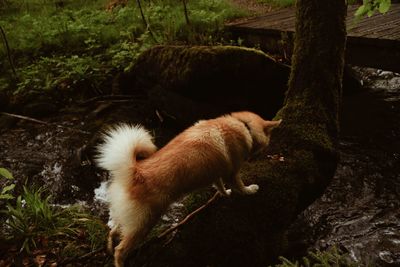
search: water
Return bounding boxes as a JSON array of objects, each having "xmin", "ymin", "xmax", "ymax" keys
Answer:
[
  {"xmin": 1, "ymin": 67, "xmax": 398, "ymax": 265},
  {"xmin": 289, "ymin": 68, "xmax": 400, "ymax": 266}
]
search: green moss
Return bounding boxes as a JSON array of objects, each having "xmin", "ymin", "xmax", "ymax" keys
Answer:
[
  {"xmin": 181, "ymin": 189, "xmax": 215, "ymax": 214},
  {"xmin": 121, "ymin": 45, "xmax": 288, "ymax": 123}
]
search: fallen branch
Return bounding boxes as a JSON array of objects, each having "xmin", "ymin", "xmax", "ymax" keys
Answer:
[
  {"xmin": 77, "ymin": 94, "xmax": 146, "ymax": 105},
  {"xmin": 158, "ymin": 192, "xmax": 220, "ymax": 239},
  {"xmin": 0, "ymin": 112, "xmax": 91, "ymax": 134}
]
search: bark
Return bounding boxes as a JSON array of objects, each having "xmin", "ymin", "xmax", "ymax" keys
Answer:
[{"xmin": 125, "ymin": 1, "xmax": 347, "ymax": 266}]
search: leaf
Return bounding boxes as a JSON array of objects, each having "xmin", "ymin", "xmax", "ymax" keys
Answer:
[
  {"xmin": 0, "ymin": 194, "xmax": 14, "ymax": 200},
  {"xmin": 379, "ymin": 0, "xmax": 391, "ymax": 13},
  {"xmin": 0, "ymin": 168, "xmax": 13, "ymax": 179},
  {"xmin": 2, "ymin": 184, "xmax": 15, "ymax": 194},
  {"xmin": 355, "ymin": 6, "xmax": 365, "ymax": 17}
]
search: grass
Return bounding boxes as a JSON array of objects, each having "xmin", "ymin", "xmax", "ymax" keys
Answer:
[
  {"xmin": 0, "ymin": 0, "xmax": 245, "ymax": 99},
  {"xmin": 0, "ymin": 182, "xmax": 108, "ymax": 265}
]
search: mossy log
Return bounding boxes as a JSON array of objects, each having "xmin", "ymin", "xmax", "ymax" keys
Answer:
[
  {"xmin": 123, "ymin": 0, "xmax": 346, "ymax": 264},
  {"xmin": 117, "ymin": 45, "xmax": 289, "ymax": 124}
]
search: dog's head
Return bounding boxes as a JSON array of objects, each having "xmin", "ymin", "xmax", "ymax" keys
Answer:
[{"xmin": 231, "ymin": 111, "xmax": 281, "ymax": 153}]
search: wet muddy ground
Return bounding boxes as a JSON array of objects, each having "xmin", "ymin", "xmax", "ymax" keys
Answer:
[{"xmin": 0, "ymin": 67, "xmax": 399, "ymax": 266}]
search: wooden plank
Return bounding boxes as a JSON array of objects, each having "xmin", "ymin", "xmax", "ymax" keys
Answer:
[
  {"xmin": 365, "ymin": 21, "xmax": 400, "ymax": 39},
  {"xmin": 383, "ymin": 28, "xmax": 400, "ymax": 40},
  {"xmin": 226, "ymin": 4, "xmax": 400, "ymax": 72},
  {"xmin": 348, "ymin": 15, "xmax": 399, "ymax": 33},
  {"xmin": 227, "ymin": 8, "xmax": 293, "ymax": 27},
  {"xmin": 350, "ymin": 21, "xmax": 400, "ymax": 39},
  {"xmin": 346, "ymin": 4, "xmax": 400, "ymax": 34},
  {"xmin": 256, "ymin": 16, "xmax": 296, "ymax": 30},
  {"xmin": 238, "ymin": 11, "xmax": 295, "ymax": 29}
]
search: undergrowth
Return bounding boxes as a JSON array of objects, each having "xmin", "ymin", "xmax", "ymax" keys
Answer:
[
  {"xmin": 0, "ymin": 169, "xmax": 109, "ymax": 265},
  {"xmin": 258, "ymin": 0, "xmax": 361, "ymax": 8},
  {"xmin": 0, "ymin": 0, "xmax": 245, "ymax": 99}
]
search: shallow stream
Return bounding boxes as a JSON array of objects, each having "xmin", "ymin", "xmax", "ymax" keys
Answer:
[
  {"xmin": 0, "ymin": 67, "xmax": 399, "ymax": 266},
  {"xmin": 288, "ymin": 68, "xmax": 400, "ymax": 266}
]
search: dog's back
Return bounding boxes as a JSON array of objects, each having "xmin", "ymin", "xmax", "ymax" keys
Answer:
[{"xmin": 135, "ymin": 116, "xmax": 253, "ymax": 200}]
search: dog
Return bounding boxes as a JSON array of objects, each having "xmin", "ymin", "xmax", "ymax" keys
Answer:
[{"xmin": 96, "ymin": 111, "xmax": 281, "ymax": 267}]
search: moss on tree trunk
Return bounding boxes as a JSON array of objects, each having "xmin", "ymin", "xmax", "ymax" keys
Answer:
[{"xmin": 125, "ymin": 1, "xmax": 347, "ymax": 266}]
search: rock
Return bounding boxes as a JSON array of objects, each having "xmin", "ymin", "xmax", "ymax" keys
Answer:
[{"xmin": 117, "ymin": 45, "xmax": 289, "ymax": 124}]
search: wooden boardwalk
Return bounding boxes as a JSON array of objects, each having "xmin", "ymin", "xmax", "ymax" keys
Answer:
[{"xmin": 226, "ymin": 4, "xmax": 400, "ymax": 72}]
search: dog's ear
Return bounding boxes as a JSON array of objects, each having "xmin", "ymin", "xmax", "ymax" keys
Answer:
[{"xmin": 264, "ymin": 119, "xmax": 282, "ymax": 134}]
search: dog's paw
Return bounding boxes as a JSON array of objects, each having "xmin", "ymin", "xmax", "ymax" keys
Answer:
[
  {"xmin": 218, "ymin": 188, "xmax": 232, "ymax": 197},
  {"xmin": 245, "ymin": 184, "xmax": 259, "ymax": 194}
]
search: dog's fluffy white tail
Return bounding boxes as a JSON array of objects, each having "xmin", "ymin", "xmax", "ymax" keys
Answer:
[{"xmin": 96, "ymin": 124, "xmax": 157, "ymax": 182}]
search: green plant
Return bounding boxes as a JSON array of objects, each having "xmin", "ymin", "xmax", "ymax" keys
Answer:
[
  {"xmin": 355, "ymin": 0, "xmax": 391, "ymax": 18},
  {"xmin": 0, "ymin": 167, "xmax": 15, "ymax": 200},
  {"xmin": 1, "ymin": 184, "xmax": 108, "ymax": 254},
  {"xmin": 274, "ymin": 247, "xmax": 358, "ymax": 267},
  {"xmin": 0, "ymin": 0, "xmax": 244, "ymax": 98}
]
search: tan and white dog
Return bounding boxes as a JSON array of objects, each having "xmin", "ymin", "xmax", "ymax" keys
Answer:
[{"xmin": 96, "ymin": 111, "xmax": 281, "ymax": 267}]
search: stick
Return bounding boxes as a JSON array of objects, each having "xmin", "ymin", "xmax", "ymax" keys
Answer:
[
  {"xmin": 0, "ymin": 112, "xmax": 90, "ymax": 134},
  {"xmin": 0, "ymin": 25, "xmax": 17, "ymax": 77},
  {"xmin": 158, "ymin": 192, "xmax": 220, "ymax": 239},
  {"xmin": 77, "ymin": 94, "xmax": 147, "ymax": 105},
  {"xmin": 136, "ymin": 0, "xmax": 158, "ymax": 43},
  {"xmin": 182, "ymin": 0, "xmax": 190, "ymax": 25},
  {"xmin": 59, "ymin": 247, "xmax": 106, "ymax": 265}
]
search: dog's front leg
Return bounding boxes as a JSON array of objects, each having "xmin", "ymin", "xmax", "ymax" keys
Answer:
[
  {"xmin": 214, "ymin": 178, "xmax": 232, "ymax": 196},
  {"xmin": 230, "ymin": 174, "xmax": 259, "ymax": 195}
]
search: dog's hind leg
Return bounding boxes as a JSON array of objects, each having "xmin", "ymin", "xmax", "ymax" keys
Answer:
[
  {"xmin": 114, "ymin": 223, "xmax": 151, "ymax": 267},
  {"xmin": 107, "ymin": 224, "xmax": 119, "ymax": 254},
  {"xmin": 113, "ymin": 206, "xmax": 162, "ymax": 267},
  {"xmin": 214, "ymin": 178, "xmax": 231, "ymax": 196},
  {"xmin": 114, "ymin": 232, "xmax": 140, "ymax": 267},
  {"xmin": 230, "ymin": 174, "xmax": 259, "ymax": 195}
]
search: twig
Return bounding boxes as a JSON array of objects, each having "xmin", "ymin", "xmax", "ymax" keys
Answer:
[
  {"xmin": 59, "ymin": 247, "xmax": 106, "ymax": 266},
  {"xmin": 0, "ymin": 112, "xmax": 91, "ymax": 134},
  {"xmin": 77, "ymin": 247, "xmax": 106, "ymax": 260},
  {"xmin": 0, "ymin": 25, "xmax": 17, "ymax": 77},
  {"xmin": 136, "ymin": 0, "xmax": 158, "ymax": 43},
  {"xmin": 78, "ymin": 94, "xmax": 145, "ymax": 105},
  {"xmin": 158, "ymin": 192, "xmax": 220, "ymax": 239},
  {"xmin": 182, "ymin": 0, "xmax": 190, "ymax": 25}
]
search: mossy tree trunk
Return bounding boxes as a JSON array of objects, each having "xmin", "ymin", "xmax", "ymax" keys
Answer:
[
  {"xmin": 126, "ymin": 1, "xmax": 347, "ymax": 266},
  {"xmin": 272, "ymin": 0, "xmax": 347, "ymax": 206}
]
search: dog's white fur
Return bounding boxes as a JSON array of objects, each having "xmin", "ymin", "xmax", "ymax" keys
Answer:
[{"xmin": 96, "ymin": 111, "xmax": 281, "ymax": 267}]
